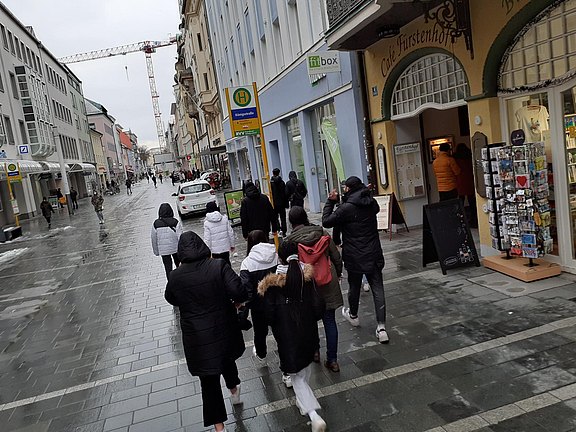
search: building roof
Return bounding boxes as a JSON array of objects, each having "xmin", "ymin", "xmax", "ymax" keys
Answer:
[{"xmin": 85, "ymin": 98, "xmax": 116, "ymax": 123}]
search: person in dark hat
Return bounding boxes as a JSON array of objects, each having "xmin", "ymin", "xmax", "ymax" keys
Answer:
[{"xmin": 322, "ymin": 176, "xmax": 389, "ymax": 344}]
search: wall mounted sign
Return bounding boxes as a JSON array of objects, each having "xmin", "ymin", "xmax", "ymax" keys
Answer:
[{"xmin": 393, "ymin": 142, "xmax": 425, "ymax": 200}]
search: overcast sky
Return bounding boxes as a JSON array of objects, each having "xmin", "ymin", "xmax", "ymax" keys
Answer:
[{"xmin": 2, "ymin": 0, "xmax": 180, "ymax": 149}]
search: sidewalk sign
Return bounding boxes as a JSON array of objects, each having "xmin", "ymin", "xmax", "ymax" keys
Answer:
[
  {"xmin": 224, "ymin": 189, "xmax": 243, "ymax": 226},
  {"xmin": 423, "ymin": 199, "xmax": 480, "ymax": 275},
  {"xmin": 375, "ymin": 193, "xmax": 408, "ymax": 240}
]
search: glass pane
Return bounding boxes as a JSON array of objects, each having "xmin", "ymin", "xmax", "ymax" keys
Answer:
[
  {"xmin": 550, "ymin": 17, "xmax": 564, "ymax": 37},
  {"xmin": 563, "ymin": 87, "xmax": 576, "ymax": 258},
  {"xmin": 536, "ymin": 23, "xmax": 549, "ymax": 41},
  {"xmin": 552, "ymin": 38, "xmax": 566, "ymax": 57},
  {"xmin": 553, "ymin": 58, "xmax": 568, "ymax": 77},
  {"xmin": 537, "ymin": 43, "xmax": 551, "ymax": 62}
]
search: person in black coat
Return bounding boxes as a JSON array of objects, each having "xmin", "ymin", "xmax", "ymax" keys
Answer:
[
  {"xmin": 322, "ymin": 176, "xmax": 389, "ymax": 344},
  {"xmin": 270, "ymin": 168, "xmax": 289, "ymax": 235},
  {"xmin": 258, "ymin": 241, "xmax": 326, "ymax": 431},
  {"xmin": 240, "ymin": 181, "xmax": 278, "ymax": 240},
  {"xmin": 164, "ymin": 232, "xmax": 247, "ymax": 431},
  {"xmin": 285, "ymin": 171, "xmax": 307, "ymax": 208}
]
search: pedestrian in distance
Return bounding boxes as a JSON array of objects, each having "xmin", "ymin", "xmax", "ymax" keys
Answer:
[
  {"xmin": 433, "ymin": 142, "xmax": 461, "ymax": 201},
  {"xmin": 91, "ymin": 191, "xmax": 105, "ymax": 224},
  {"xmin": 286, "ymin": 171, "xmax": 308, "ymax": 208},
  {"xmin": 286, "ymin": 206, "xmax": 344, "ymax": 372},
  {"xmin": 56, "ymin": 188, "xmax": 65, "ymax": 208},
  {"xmin": 151, "ymin": 174, "xmax": 157, "ymax": 188},
  {"xmin": 146, "ymin": 174, "xmax": 150, "ymax": 184},
  {"xmin": 165, "ymin": 231, "xmax": 247, "ymax": 432},
  {"xmin": 258, "ymin": 241, "xmax": 326, "ymax": 432},
  {"xmin": 203, "ymin": 201, "xmax": 235, "ymax": 265},
  {"xmin": 159, "ymin": 173, "xmax": 163, "ymax": 184},
  {"xmin": 240, "ymin": 181, "xmax": 278, "ymax": 240},
  {"xmin": 240, "ymin": 230, "xmax": 278, "ymax": 368},
  {"xmin": 322, "ymin": 176, "xmax": 390, "ymax": 344},
  {"xmin": 171, "ymin": 171, "xmax": 177, "ymax": 186},
  {"xmin": 454, "ymin": 143, "xmax": 478, "ymax": 227},
  {"xmin": 40, "ymin": 197, "xmax": 54, "ymax": 229},
  {"xmin": 125, "ymin": 178, "xmax": 132, "ymax": 195},
  {"xmin": 111, "ymin": 179, "xmax": 117, "ymax": 194},
  {"xmin": 270, "ymin": 168, "xmax": 289, "ymax": 236},
  {"xmin": 151, "ymin": 203, "xmax": 183, "ymax": 279},
  {"xmin": 69, "ymin": 187, "xmax": 78, "ymax": 210}
]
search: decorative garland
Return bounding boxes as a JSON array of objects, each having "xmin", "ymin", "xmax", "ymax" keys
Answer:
[{"xmin": 498, "ymin": 0, "xmax": 568, "ymax": 93}]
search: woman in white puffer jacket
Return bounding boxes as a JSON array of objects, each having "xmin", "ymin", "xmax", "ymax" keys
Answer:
[
  {"xmin": 151, "ymin": 203, "xmax": 183, "ymax": 279},
  {"xmin": 203, "ymin": 201, "xmax": 235, "ymax": 265}
]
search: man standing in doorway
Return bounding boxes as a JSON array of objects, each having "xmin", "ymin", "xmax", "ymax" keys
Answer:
[
  {"xmin": 270, "ymin": 168, "xmax": 288, "ymax": 236},
  {"xmin": 322, "ymin": 176, "xmax": 389, "ymax": 344},
  {"xmin": 432, "ymin": 143, "xmax": 461, "ymax": 201},
  {"xmin": 70, "ymin": 187, "xmax": 79, "ymax": 210}
]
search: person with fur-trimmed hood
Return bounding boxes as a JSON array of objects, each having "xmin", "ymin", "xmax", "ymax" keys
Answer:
[{"xmin": 258, "ymin": 241, "xmax": 326, "ymax": 432}]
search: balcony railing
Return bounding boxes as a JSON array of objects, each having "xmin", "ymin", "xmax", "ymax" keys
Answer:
[{"xmin": 326, "ymin": 0, "xmax": 371, "ymax": 31}]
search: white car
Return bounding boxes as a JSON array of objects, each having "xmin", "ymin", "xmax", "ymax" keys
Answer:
[{"xmin": 174, "ymin": 180, "xmax": 217, "ymax": 218}]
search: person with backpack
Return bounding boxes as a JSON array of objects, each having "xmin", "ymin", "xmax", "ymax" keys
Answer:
[
  {"xmin": 258, "ymin": 241, "xmax": 326, "ymax": 432},
  {"xmin": 322, "ymin": 176, "xmax": 389, "ymax": 344},
  {"xmin": 239, "ymin": 230, "xmax": 278, "ymax": 368},
  {"xmin": 203, "ymin": 201, "xmax": 235, "ymax": 265},
  {"xmin": 151, "ymin": 203, "xmax": 183, "ymax": 279},
  {"xmin": 270, "ymin": 168, "xmax": 289, "ymax": 236},
  {"xmin": 285, "ymin": 206, "xmax": 343, "ymax": 372},
  {"xmin": 286, "ymin": 171, "xmax": 307, "ymax": 208}
]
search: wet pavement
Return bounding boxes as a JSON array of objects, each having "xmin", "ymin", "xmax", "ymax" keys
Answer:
[{"xmin": 1, "ymin": 180, "xmax": 576, "ymax": 431}]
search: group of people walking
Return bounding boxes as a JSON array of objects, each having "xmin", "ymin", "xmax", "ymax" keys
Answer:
[{"xmin": 150, "ymin": 173, "xmax": 388, "ymax": 432}]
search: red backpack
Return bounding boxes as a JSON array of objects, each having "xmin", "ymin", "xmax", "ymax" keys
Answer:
[{"xmin": 298, "ymin": 235, "xmax": 333, "ymax": 286}]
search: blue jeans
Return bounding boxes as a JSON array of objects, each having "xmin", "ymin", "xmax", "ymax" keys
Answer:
[{"xmin": 322, "ymin": 309, "xmax": 338, "ymax": 363}]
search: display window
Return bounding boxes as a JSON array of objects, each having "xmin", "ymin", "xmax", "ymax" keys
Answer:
[
  {"xmin": 561, "ymin": 86, "xmax": 576, "ymax": 259},
  {"xmin": 287, "ymin": 116, "xmax": 306, "ymax": 185}
]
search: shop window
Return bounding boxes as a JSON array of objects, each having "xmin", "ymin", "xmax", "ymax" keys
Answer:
[
  {"xmin": 391, "ymin": 54, "xmax": 469, "ymax": 119},
  {"xmin": 287, "ymin": 116, "xmax": 305, "ymax": 185},
  {"xmin": 500, "ymin": 1, "xmax": 576, "ymax": 91}
]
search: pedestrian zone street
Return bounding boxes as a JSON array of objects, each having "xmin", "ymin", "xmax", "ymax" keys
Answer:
[{"xmin": 2, "ymin": 181, "xmax": 576, "ymax": 432}]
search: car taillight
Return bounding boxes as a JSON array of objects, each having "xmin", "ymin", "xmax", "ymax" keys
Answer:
[
  {"xmin": 179, "ymin": 196, "xmax": 185, "ymax": 201},
  {"xmin": 210, "ymin": 190, "xmax": 216, "ymax": 195}
]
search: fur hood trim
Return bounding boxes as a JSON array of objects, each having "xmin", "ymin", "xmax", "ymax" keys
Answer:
[{"xmin": 257, "ymin": 263, "xmax": 314, "ymax": 296}]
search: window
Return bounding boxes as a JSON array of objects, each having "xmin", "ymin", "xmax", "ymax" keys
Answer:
[
  {"xmin": 7, "ymin": 31, "xmax": 14, "ymax": 55},
  {"xmin": 181, "ymin": 183, "xmax": 211, "ymax": 194},
  {"xmin": 204, "ymin": 73, "xmax": 210, "ymax": 90},
  {"xmin": 269, "ymin": 0, "xmax": 278, "ymax": 24},
  {"xmin": 9, "ymin": 72, "xmax": 18, "ymax": 99},
  {"xmin": 14, "ymin": 36, "xmax": 21, "ymax": 59},
  {"xmin": 18, "ymin": 120, "xmax": 27, "ymax": 144},
  {"xmin": 255, "ymin": 0, "xmax": 266, "ymax": 40},
  {"xmin": 25, "ymin": 47, "xmax": 31, "ymax": 66},
  {"xmin": 244, "ymin": 9, "xmax": 254, "ymax": 53},
  {"xmin": 0, "ymin": 25, "xmax": 7, "ymax": 50},
  {"xmin": 197, "ymin": 33, "xmax": 203, "ymax": 51},
  {"xmin": 4, "ymin": 116, "xmax": 15, "ymax": 145},
  {"xmin": 0, "ymin": 72, "xmax": 4, "ymax": 92}
]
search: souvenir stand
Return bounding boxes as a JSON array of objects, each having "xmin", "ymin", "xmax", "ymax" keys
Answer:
[{"xmin": 482, "ymin": 131, "xmax": 561, "ymax": 282}]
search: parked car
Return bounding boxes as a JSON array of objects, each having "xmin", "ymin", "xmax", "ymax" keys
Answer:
[{"xmin": 173, "ymin": 180, "xmax": 217, "ymax": 218}]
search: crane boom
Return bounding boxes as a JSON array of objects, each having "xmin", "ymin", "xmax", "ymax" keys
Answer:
[{"xmin": 58, "ymin": 37, "xmax": 178, "ymax": 151}]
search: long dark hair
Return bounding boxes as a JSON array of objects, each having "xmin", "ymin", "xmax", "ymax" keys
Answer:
[
  {"xmin": 247, "ymin": 230, "xmax": 268, "ymax": 254},
  {"xmin": 278, "ymin": 241, "xmax": 304, "ymax": 302}
]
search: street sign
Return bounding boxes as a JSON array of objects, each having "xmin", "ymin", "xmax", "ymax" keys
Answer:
[
  {"xmin": 5, "ymin": 162, "xmax": 22, "ymax": 181},
  {"xmin": 225, "ymin": 84, "xmax": 261, "ymax": 137},
  {"xmin": 306, "ymin": 51, "xmax": 341, "ymax": 75},
  {"xmin": 11, "ymin": 198, "xmax": 19, "ymax": 215},
  {"xmin": 18, "ymin": 144, "xmax": 30, "ymax": 155}
]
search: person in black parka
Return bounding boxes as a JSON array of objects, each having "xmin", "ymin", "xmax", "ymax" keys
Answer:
[
  {"xmin": 165, "ymin": 231, "xmax": 247, "ymax": 432},
  {"xmin": 240, "ymin": 181, "xmax": 278, "ymax": 240},
  {"xmin": 286, "ymin": 170, "xmax": 307, "ymax": 208},
  {"xmin": 270, "ymin": 168, "xmax": 289, "ymax": 235},
  {"xmin": 322, "ymin": 176, "xmax": 389, "ymax": 344}
]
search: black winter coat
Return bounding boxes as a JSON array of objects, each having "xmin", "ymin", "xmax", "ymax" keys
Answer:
[
  {"xmin": 286, "ymin": 172, "xmax": 307, "ymax": 207},
  {"xmin": 240, "ymin": 184, "xmax": 278, "ymax": 238},
  {"xmin": 270, "ymin": 175, "xmax": 288, "ymax": 209},
  {"xmin": 258, "ymin": 265, "xmax": 322, "ymax": 374},
  {"xmin": 165, "ymin": 232, "xmax": 247, "ymax": 376},
  {"xmin": 322, "ymin": 187, "xmax": 384, "ymax": 273}
]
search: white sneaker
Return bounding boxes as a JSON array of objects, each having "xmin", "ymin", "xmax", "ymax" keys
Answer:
[
  {"xmin": 341, "ymin": 307, "xmax": 360, "ymax": 327},
  {"xmin": 282, "ymin": 373, "xmax": 292, "ymax": 388},
  {"xmin": 311, "ymin": 415, "xmax": 327, "ymax": 432},
  {"xmin": 295, "ymin": 399, "xmax": 307, "ymax": 416},
  {"xmin": 376, "ymin": 325, "xmax": 390, "ymax": 344},
  {"xmin": 362, "ymin": 282, "xmax": 370, "ymax": 292},
  {"xmin": 252, "ymin": 346, "xmax": 267, "ymax": 367},
  {"xmin": 230, "ymin": 385, "xmax": 241, "ymax": 405}
]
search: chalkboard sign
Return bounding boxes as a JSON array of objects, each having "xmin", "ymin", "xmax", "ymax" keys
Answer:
[{"xmin": 423, "ymin": 199, "xmax": 480, "ymax": 275}]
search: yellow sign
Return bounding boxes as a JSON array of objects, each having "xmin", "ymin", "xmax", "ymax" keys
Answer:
[
  {"xmin": 225, "ymin": 84, "xmax": 261, "ymax": 138},
  {"xmin": 5, "ymin": 162, "xmax": 22, "ymax": 182}
]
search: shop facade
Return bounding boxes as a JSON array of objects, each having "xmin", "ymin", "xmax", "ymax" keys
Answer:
[{"xmin": 325, "ymin": 0, "xmax": 576, "ymax": 271}]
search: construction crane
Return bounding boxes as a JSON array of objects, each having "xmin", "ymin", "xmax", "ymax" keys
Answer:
[{"xmin": 59, "ymin": 37, "xmax": 178, "ymax": 151}]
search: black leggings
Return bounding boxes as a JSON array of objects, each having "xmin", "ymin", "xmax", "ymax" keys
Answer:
[
  {"xmin": 161, "ymin": 254, "xmax": 180, "ymax": 279},
  {"xmin": 198, "ymin": 360, "xmax": 240, "ymax": 427}
]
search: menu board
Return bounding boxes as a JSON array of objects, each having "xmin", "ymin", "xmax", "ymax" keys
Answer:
[{"xmin": 393, "ymin": 142, "xmax": 425, "ymax": 201}]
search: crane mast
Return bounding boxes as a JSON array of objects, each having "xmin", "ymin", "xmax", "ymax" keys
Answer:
[{"xmin": 59, "ymin": 38, "xmax": 178, "ymax": 151}]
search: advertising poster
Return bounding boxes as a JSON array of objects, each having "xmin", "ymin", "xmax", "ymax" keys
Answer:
[{"xmin": 224, "ymin": 190, "xmax": 243, "ymax": 223}]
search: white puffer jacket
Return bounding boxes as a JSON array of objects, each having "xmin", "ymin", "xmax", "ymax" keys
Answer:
[
  {"xmin": 203, "ymin": 211, "xmax": 235, "ymax": 254},
  {"xmin": 151, "ymin": 222, "xmax": 183, "ymax": 256}
]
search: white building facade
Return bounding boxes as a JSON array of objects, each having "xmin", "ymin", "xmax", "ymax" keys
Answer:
[{"xmin": 205, "ymin": 0, "xmax": 368, "ymax": 211}]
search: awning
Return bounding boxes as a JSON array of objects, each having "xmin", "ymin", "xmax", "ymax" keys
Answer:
[
  {"xmin": 68, "ymin": 163, "xmax": 97, "ymax": 173},
  {"xmin": 0, "ymin": 159, "xmax": 44, "ymax": 180},
  {"xmin": 39, "ymin": 161, "xmax": 69, "ymax": 173}
]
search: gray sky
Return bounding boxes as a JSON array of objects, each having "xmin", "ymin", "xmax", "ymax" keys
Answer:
[{"xmin": 2, "ymin": 0, "xmax": 180, "ymax": 149}]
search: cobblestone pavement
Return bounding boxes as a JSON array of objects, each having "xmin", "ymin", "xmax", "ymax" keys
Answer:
[{"xmin": 2, "ymin": 181, "xmax": 576, "ymax": 431}]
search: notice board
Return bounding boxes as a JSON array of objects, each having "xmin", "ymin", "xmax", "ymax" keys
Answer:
[
  {"xmin": 393, "ymin": 142, "xmax": 425, "ymax": 201},
  {"xmin": 423, "ymin": 199, "xmax": 480, "ymax": 275}
]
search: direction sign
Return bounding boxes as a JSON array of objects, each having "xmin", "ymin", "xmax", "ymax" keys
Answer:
[
  {"xmin": 225, "ymin": 84, "xmax": 261, "ymax": 137},
  {"xmin": 18, "ymin": 144, "xmax": 30, "ymax": 155}
]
